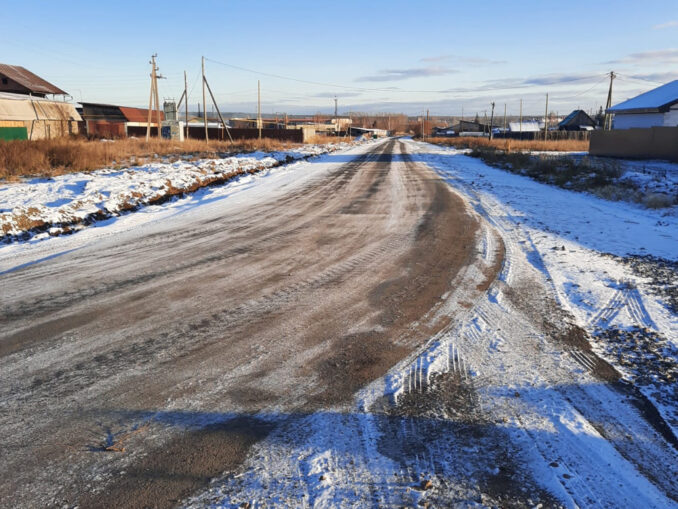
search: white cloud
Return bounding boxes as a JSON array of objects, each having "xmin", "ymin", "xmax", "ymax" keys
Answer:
[
  {"xmin": 652, "ymin": 20, "xmax": 678, "ymax": 30},
  {"xmin": 355, "ymin": 67, "xmax": 458, "ymax": 82}
]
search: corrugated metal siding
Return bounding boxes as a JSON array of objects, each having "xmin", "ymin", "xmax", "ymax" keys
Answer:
[{"xmin": 86, "ymin": 121, "xmax": 126, "ymax": 138}]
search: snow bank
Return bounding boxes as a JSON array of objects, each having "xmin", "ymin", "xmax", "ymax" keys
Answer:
[{"xmin": 0, "ymin": 142, "xmax": 356, "ymax": 242}]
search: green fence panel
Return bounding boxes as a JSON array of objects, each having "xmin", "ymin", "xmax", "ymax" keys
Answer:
[{"xmin": 0, "ymin": 127, "xmax": 28, "ymax": 141}]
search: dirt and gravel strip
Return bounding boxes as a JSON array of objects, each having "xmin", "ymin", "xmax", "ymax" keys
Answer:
[{"xmin": 0, "ymin": 139, "xmax": 483, "ymax": 508}]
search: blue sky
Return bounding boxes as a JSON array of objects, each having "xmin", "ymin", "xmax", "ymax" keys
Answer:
[{"xmin": 2, "ymin": 1, "xmax": 678, "ymax": 116}]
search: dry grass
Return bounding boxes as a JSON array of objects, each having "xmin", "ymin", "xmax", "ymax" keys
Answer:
[
  {"xmin": 305, "ymin": 134, "xmax": 345, "ymax": 145},
  {"xmin": 427, "ymin": 136, "xmax": 589, "ymax": 153},
  {"xmin": 0, "ymin": 137, "xmax": 304, "ymax": 180}
]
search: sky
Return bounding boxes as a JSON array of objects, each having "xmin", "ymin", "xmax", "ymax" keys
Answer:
[{"xmin": 2, "ymin": 0, "xmax": 678, "ymax": 117}]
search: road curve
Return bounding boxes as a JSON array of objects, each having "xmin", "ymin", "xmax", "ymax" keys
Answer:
[{"xmin": 0, "ymin": 139, "xmax": 486, "ymax": 508}]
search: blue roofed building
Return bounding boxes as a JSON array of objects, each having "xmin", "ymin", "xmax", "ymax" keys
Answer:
[{"xmin": 608, "ymin": 80, "xmax": 678, "ymax": 129}]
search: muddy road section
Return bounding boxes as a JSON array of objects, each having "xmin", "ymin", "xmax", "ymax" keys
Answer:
[{"xmin": 0, "ymin": 140, "xmax": 485, "ymax": 507}]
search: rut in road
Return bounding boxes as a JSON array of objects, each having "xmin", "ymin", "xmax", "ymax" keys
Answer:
[{"xmin": 0, "ymin": 139, "xmax": 488, "ymax": 508}]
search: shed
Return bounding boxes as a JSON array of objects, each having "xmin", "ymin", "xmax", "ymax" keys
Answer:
[
  {"xmin": 508, "ymin": 121, "xmax": 541, "ymax": 132},
  {"xmin": 558, "ymin": 110, "xmax": 596, "ymax": 131},
  {"xmin": 0, "ymin": 92, "xmax": 80, "ymax": 140},
  {"xmin": 0, "ymin": 63, "xmax": 67, "ymax": 97},
  {"xmin": 608, "ymin": 80, "xmax": 678, "ymax": 129},
  {"xmin": 79, "ymin": 102, "xmax": 164, "ymax": 137}
]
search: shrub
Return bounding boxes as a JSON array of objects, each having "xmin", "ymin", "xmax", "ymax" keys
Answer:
[{"xmin": 642, "ymin": 193, "xmax": 675, "ymax": 209}]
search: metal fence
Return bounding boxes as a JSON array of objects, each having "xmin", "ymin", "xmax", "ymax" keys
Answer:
[{"xmin": 590, "ymin": 127, "xmax": 678, "ymax": 161}]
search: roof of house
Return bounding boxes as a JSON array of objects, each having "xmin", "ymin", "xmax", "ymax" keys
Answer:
[
  {"xmin": 0, "ymin": 63, "xmax": 67, "ymax": 95},
  {"xmin": 559, "ymin": 109, "xmax": 596, "ymax": 127},
  {"xmin": 119, "ymin": 106, "xmax": 164, "ymax": 123},
  {"xmin": 608, "ymin": 80, "xmax": 678, "ymax": 114}
]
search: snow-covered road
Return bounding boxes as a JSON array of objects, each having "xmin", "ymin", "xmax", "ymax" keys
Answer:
[{"xmin": 1, "ymin": 138, "xmax": 676, "ymax": 508}]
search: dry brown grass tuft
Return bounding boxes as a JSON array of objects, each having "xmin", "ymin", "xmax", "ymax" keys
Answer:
[
  {"xmin": 0, "ymin": 137, "xmax": 307, "ymax": 180},
  {"xmin": 427, "ymin": 136, "xmax": 589, "ymax": 153},
  {"xmin": 305, "ymin": 134, "xmax": 343, "ymax": 145}
]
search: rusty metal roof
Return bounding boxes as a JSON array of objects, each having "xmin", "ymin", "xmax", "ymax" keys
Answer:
[
  {"xmin": 0, "ymin": 63, "xmax": 67, "ymax": 95},
  {"xmin": 119, "ymin": 106, "xmax": 164, "ymax": 123}
]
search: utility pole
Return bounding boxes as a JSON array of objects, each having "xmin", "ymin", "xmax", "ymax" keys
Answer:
[
  {"xmin": 184, "ymin": 70, "xmax": 189, "ymax": 140},
  {"xmin": 604, "ymin": 71, "xmax": 616, "ymax": 130},
  {"xmin": 203, "ymin": 73, "xmax": 234, "ymax": 144},
  {"xmin": 146, "ymin": 54, "xmax": 161, "ymax": 141},
  {"xmin": 426, "ymin": 109, "xmax": 429, "ymax": 140},
  {"xmin": 503, "ymin": 103, "xmax": 507, "ymax": 134},
  {"xmin": 202, "ymin": 56, "xmax": 208, "ymax": 143},
  {"xmin": 257, "ymin": 80, "xmax": 262, "ymax": 140},
  {"xmin": 146, "ymin": 55, "xmax": 155, "ymax": 141},
  {"xmin": 519, "ymin": 99, "xmax": 523, "ymax": 140},
  {"xmin": 544, "ymin": 93, "xmax": 549, "ymax": 141},
  {"xmin": 489, "ymin": 102, "xmax": 495, "ymax": 140}
]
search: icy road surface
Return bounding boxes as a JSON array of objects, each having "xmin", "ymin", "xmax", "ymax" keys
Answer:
[{"xmin": 0, "ymin": 138, "xmax": 676, "ymax": 508}]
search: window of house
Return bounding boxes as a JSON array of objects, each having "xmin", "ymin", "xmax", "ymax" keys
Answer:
[{"xmin": 1, "ymin": 78, "xmax": 7, "ymax": 85}]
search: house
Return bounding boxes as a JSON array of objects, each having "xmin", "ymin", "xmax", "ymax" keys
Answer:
[
  {"xmin": 0, "ymin": 63, "xmax": 67, "ymax": 98},
  {"xmin": 558, "ymin": 110, "xmax": 596, "ymax": 131},
  {"xmin": 0, "ymin": 92, "xmax": 81, "ymax": 140},
  {"xmin": 608, "ymin": 80, "xmax": 678, "ymax": 129},
  {"xmin": 79, "ymin": 102, "xmax": 164, "ymax": 137},
  {"xmin": 508, "ymin": 121, "xmax": 541, "ymax": 133},
  {"xmin": 0, "ymin": 63, "xmax": 80, "ymax": 140},
  {"xmin": 432, "ymin": 125, "xmax": 456, "ymax": 137}
]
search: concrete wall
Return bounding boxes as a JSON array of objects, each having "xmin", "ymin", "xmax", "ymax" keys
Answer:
[{"xmin": 590, "ymin": 126, "xmax": 678, "ymax": 161}]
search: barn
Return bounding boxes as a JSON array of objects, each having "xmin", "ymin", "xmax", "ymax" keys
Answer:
[
  {"xmin": 79, "ymin": 102, "xmax": 164, "ymax": 138},
  {"xmin": 608, "ymin": 80, "xmax": 678, "ymax": 129},
  {"xmin": 558, "ymin": 110, "xmax": 596, "ymax": 131},
  {"xmin": 0, "ymin": 63, "xmax": 80, "ymax": 140}
]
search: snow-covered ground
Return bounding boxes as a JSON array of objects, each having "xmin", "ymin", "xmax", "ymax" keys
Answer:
[
  {"xmin": 407, "ymin": 139, "xmax": 677, "ymax": 428},
  {"xmin": 0, "ymin": 142, "xmax": 358, "ymax": 242},
  {"xmin": 181, "ymin": 139, "xmax": 678, "ymax": 508}
]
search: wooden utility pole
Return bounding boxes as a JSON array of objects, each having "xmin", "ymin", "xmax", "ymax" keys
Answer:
[
  {"xmin": 544, "ymin": 93, "xmax": 549, "ymax": 141},
  {"xmin": 503, "ymin": 103, "xmax": 507, "ymax": 134},
  {"xmin": 489, "ymin": 102, "xmax": 495, "ymax": 140},
  {"xmin": 519, "ymin": 99, "xmax": 523, "ymax": 140},
  {"xmin": 604, "ymin": 71, "xmax": 616, "ymax": 130},
  {"xmin": 184, "ymin": 71, "xmax": 189, "ymax": 140},
  {"xmin": 202, "ymin": 56, "xmax": 208, "ymax": 143},
  {"xmin": 426, "ymin": 109, "xmax": 429, "ymax": 140},
  {"xmin": 257, "ymin": 80, "xmax": 262, "ymax": 140},
  {"xmin": 203, "ymin": 74, "xmax": 234, "ymax": 144}
]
